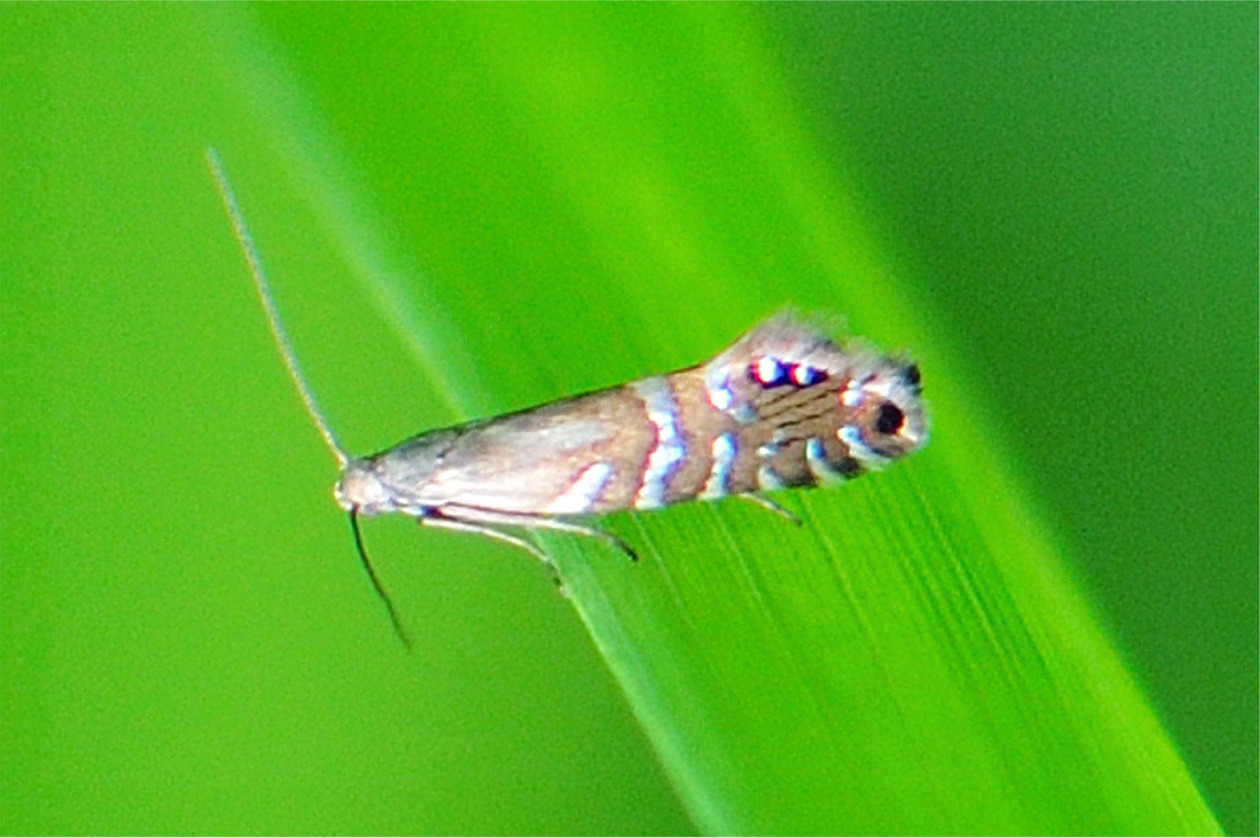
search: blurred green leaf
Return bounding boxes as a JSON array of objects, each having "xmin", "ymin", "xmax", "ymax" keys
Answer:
[
  {"xmin": 4, "ymin": 4, "xmax": 1246, "ymax": 834},
  {"xmin": 236, "ymin": 5, "xmax": 1219, "ymax": 833}
]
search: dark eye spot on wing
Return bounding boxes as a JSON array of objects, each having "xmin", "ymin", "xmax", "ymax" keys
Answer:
[{"xmin": 875, "ymin": 402, "xmax": 905, "ymax": 435}]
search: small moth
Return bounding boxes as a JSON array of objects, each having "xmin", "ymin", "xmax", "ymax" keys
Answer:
[{"xmin": 207, "ymin": 150, "xmax": 927, "ymax": 645}]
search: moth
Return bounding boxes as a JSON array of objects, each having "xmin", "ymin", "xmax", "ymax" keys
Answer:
[{"xmin": 207, "ymin": 150, "xmax": 928, "ymax": 645}]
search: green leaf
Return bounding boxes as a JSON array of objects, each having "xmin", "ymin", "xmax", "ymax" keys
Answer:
[
  {"xmin": 231, "ymin": 6, "xmax": 1220, "ymax": 833},
  {"xmin": 6, "ymin": 4, "xmax": 1229, "ymax": 835}
]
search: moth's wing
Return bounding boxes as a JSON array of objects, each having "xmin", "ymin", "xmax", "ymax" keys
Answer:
[
  {"xmin": 412, "ymin": 395, "xmax": 623, "ymax": 516},
  {"xmin": 702, "ymin": 311, "xmax": 927, "ymax": 467},
  {"xmin": 701, "ymin": 312, "xmax": 858, "ymax": 422},
  {"xmin": 706, "ymin": 311, "xmax": 848, "ymax": 373}
]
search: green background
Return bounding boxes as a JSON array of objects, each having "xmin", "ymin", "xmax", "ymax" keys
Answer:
[{"xmin": 2, "ymin": 4, "xmax": 1254, "ymax": 835}]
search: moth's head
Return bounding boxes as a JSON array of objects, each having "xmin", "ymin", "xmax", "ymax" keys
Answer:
[
  {"xmin": 840, "ymin": 360, "xmax": 927, "ymax": 466},
  {"xmin": 335, "ymin": 459, "xmax": 397, "ymax": 516}
]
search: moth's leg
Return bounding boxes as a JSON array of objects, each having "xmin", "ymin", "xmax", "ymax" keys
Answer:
[
  {"xmin": 419, "ymin": 515, "xmax": 550, "ymax": 564},
  {"xmin": 527, "ymin": 518, "xmax": 639, "ymax": 563},
  {"xmin": 437, "ymin": 505, "xmax": 639, "ymax": 563},
  {"xmin": 418, "ymin": 515, "xmax": 565, "ymax": 590},
  {"xmin": 735, "ymin": 494, "xmax": 803, "ymax": 527}
]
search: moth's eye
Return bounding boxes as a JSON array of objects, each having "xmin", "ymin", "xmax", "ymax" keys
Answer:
[
  {"xmin": 874, "ymin": 401, "xmax": 905, "ymax": 435},
  {"xmin": 902, "ymin": 364, "xmax": 921, "ymax": 387}
]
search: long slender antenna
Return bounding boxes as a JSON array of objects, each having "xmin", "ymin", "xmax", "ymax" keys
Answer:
[
  {"xmin": 205, "ymin": 148, "xmax": 348, "ymax": 468},
  {"xmin": 349, "ymin": 509, "xmax": 412, "ymax": 649}
]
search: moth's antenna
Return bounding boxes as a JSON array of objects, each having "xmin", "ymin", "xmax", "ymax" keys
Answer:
[
  {"xmin": 205, "ymin": 148, "xmax": 349, "ymax": 468},
  {"xmin": 349, "ymin": 509, "xmax": 412, "ymax": 649}
]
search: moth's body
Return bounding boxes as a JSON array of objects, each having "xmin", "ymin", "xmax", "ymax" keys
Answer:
[
  {"xmin": 337, "ymin": 315, "xmax": 926, "ymax": 537},
  {"xmin": 207, "ymin": 148, "xmax": 926, "ymax": 644}
]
